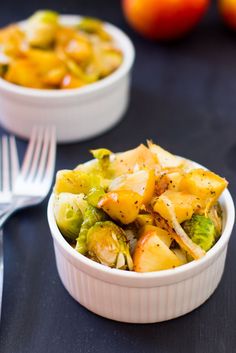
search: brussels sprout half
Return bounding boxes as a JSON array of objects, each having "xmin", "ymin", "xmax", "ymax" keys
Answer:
[
  {"xmin": 54, "ymin": 193, "xmax": 86, "ymax": 241},
  {"xmin": 25, "ymin": 10, "xmax": 59, "ymax": 48},
  {"xmin": 87, "ymin": 221, "xmax": 133, "ymax": 270}
]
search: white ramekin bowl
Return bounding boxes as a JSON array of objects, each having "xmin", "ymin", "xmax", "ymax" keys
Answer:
[
  {"xmin": 47, "ymin": 164, "xmax": 235, "ymax": 323},
  {"xmin": 0, "ymin": 15, "xmax": 135, "ymax": 143}
]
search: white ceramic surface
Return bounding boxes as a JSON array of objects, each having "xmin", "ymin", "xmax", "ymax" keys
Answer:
[
  {"xmin": 0, "ymin": 16, "xmax": 135, "ymax": 143},
  {"xmin": 47, "ymin": 162, "xmax": 235, "ymax": 323}
]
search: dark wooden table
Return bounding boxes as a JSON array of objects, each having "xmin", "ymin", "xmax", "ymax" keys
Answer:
[{"xmin": 0, "ymin": 1, "xmax": 235, "ymax": 352}]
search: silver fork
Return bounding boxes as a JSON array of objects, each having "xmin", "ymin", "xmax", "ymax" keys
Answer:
[
  {"xmin": 0, "ymin": 135, "xmax": 20, "ymax": 319},
  {"xmin": 0, "ymin": 136, "xmax": 19, "ymax": 215},
  {"xmin": 0, "ymin": 126, "xmax": 56, "ymax": 317},
  {"xmin": 0, "ymin": 126, "xmax": 56, "ymax": 227}
]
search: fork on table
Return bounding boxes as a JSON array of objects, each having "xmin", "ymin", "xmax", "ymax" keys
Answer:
[{"xmin": 0, "ymin": 126, "xmax": 56, "ymax": 319}]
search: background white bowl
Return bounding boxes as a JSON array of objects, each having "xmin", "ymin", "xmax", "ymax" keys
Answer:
[
  {"xmin": 47, "ymin": 164, "xmax": 235, "ymax": 323},
  {"xmin": 0, "ymin": 15, "xmax": 135, "ymax": 143}
]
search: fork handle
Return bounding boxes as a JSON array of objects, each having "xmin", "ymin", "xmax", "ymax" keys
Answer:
[
  {"xmin": 0, "ymin": 205, "xmax": 15, "ymax": 219},
  {"xmin": 0, "ymin": 195, "xmax": 42, "ymax": 228},
  {"xmin": 0, "ymin": 207, "xmax": 16, "ymax": 228},
  {"xmin": 0, "ymin": 228, "xmax": 3, "ymax": 320}
]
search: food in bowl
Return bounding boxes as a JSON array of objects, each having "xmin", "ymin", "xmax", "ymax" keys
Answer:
[
  {"xmin": 0, "ymin": 14, "xmax": 134, "ymax": 142},
  {"xmin": 53, "ymin": 141, "xmax": 228, "ymax": 273},
  {"xmin": 0, "ymin": 10, "xmax": 123, "ymax": 89}
]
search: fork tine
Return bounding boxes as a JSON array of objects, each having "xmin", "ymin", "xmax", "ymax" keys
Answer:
[
  {"xmin": 2, "ymin": 136, "xmax": 10, "ymax": 193},
  {"xmin": 26, "ymin": 127, "xmax": 44, "ymax": 182},
  {"xmin": 41, "ymin": 127, "xmax": 56, "ymax": 190},
  {"xmin": 9, "ymin": 136, "xmax": 19, "ymax": 188},
  {"xmin": 20, "ymin": 126, "xmax": 38, "ymax": 180},
  {"xmin": 34, "ymin": 127, "xmax": 50, "ymax": 183}
]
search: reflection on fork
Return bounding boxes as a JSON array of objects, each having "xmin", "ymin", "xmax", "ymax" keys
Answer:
[
  {"xmin": 0, "ymin": 134, "xmax": 20, "ymax": 320},
  {"xmin": 0, "ymin": 126, "xmax": 56, "ymax": 319},
  {"xmin": 0, "ymin": 135, "xmax": 19, "ymax": 217},
  {"xmin": 0, "ymin": 126, "xmax": 56, "ymax": 226}
]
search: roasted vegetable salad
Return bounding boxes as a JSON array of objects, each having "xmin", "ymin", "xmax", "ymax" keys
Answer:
[
  {"xmin": 0, "ymin": 11, "xmax": 123, "ymax": 89},
  {"xmin": 53, "ymin": 142, "xmax": 227, "ymax": 272}
]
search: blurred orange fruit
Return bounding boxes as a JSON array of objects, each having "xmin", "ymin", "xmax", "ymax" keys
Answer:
[
  {"xmin": 122, "ymin": 0, "xmax": 210, "ymax": 40},
  {"xmin": 219, "ymin": 0, "xmax": 236, "ymax": 30}
]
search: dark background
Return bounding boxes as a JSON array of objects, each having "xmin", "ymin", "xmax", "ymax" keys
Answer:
[{"xmin": 0, "ymin": 1, "xmax": 236, "ymax": 352}]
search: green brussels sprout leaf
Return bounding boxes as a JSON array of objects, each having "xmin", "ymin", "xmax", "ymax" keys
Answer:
[
  {"xmin": 86, "ymin": 187, "xmax": 106, "ymax": 207},
  {"xmin": 77, "ymin": 17, "xmax": 111, "ymax": 41},
  {"xmin": 182, "ymin": 214, "xmax": 216, "ymax": 251},
  {"xmin": 28, "ymin": 10, "xmax": 59, "ymax": 24},
  {"xmin": 75, "ymin": 205, "xmax": 107, "ymax": 254}
]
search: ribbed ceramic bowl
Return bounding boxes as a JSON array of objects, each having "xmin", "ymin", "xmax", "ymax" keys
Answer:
[
  {"xmin": 0, "ymin": 15, "xmax": 135, "ymax": 143},
  {"xmin": 47, "ymin": 163, "xmax": 235, "ymax": 323}
]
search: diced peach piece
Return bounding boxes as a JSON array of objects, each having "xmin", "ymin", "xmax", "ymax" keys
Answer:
[
  {"xmin": 112, "ymin": 144, "xmax": 157, "ymax": 176},
  {"xmin": 153, "ymin": 190, "xmax": 202, "ymax": 223},
  {"xmin": 133, "ymin": 228, "xmax": 182, "ymax": 272},
  {"xmin": 109, "ymin": 169, "xmax": 155, "ymax": 204},
  {"xmin": 155, "ymin": 171, "xmax": 184, "ymax": 196},
  {"xmin": 61, "ymin": 74, "xmax": 86, "ymax": 89},
  {"xmin": 5, "ymin": 59, "xmax": 43, "ymax": 88},
  {"xmin": 179, "ymin": 168, "xmax": 228, "ymax": 210},
  {"xmin": 148, "ymin": 141, "xmax": 184, "ymax": 170},
  {"xmin": 98, "ymin": 190, "xmax": 142, "ymax": 224},
  {"xmin": 140, "ymin": 225, "xmax": 173, "ymax": 247},
  {"xmin": 65, "ymin": 36, "xmax": 92, "ymax": 63}
]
